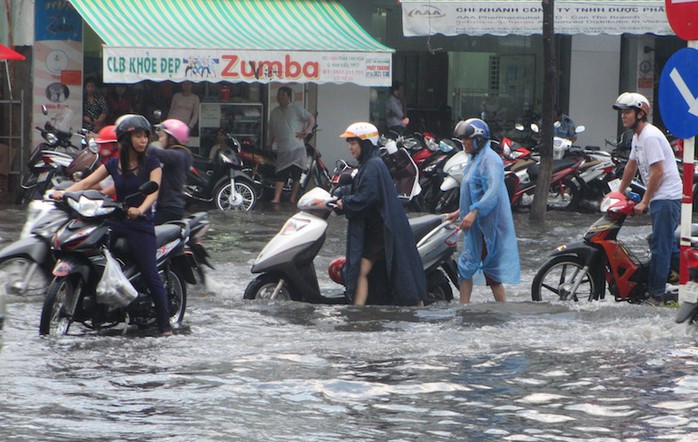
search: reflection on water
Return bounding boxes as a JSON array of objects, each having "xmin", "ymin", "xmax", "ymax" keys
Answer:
[{"xmin": 0, "ymin": 203, "xmax": 696, "ymax": 440}]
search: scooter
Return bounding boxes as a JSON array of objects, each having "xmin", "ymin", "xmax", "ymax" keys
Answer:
[
  {"xmin": 676, "ymin": 245, "xmax": 698, "ymax": 326},
  {"xmin": 243, "ymin": 187, "xmax": 459, "ymax": 305},
  {"xmin": 39, "ymin": 182, "xmax": 195, "ymax": 336},
  {"xmin": 531, "ymin": 191, "xmax": 682, "ymax": 303}
]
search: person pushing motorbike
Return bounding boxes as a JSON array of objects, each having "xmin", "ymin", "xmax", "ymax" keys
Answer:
[
  {"xmin": 150, "ymin": 118, "xmax": 193, "ymax": 224},
  {"xmin": 613, "ymin": 92, "xmax": 681, "ymax": 306},
  {"xmin": 335, "ymin": 122, "xmax": 426, "ymax": 306}
]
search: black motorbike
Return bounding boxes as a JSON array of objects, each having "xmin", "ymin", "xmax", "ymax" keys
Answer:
[
  {"xmin": 17, "ymin": 106, "xmax": 91, "ymax": 206},
  {"xmin": 185, "ymin": 134, "xmax": 257, "ymax": 212},
  {"xmin": 38, "ymin": 182, "xmax": 197, "ymax": 336}
]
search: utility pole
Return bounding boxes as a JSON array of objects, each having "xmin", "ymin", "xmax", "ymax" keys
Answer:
[{"xmin": 531, "ymin": 0, "xmax": 557, "ymax": 221}]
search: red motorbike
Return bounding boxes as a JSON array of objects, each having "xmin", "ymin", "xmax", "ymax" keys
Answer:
[{"xmin": 531, "ymin": 191, "xmax": 679, "ymax": 303}]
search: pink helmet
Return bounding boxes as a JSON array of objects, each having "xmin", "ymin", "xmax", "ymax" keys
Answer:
[{"xmin": 158, "ymin": 118, "xmax": 190, "ymax": 144}]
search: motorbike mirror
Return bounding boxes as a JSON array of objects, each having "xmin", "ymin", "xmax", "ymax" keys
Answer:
[
  {"xmin": 515, "ymin": 123, "xmax": 524, "ymax": 131},
  {"xmin": 554, "ymin": 121, "xmax": 561, "ymax": 128},
  {"xmin": 338, "ymin": 171, "xmax": 354, "ymax": 187},
  {"xmin": 530, "ymin": 123, "xmax": 539, "ymax": 133},
  {"xmin": 139, "ymin": 181, "xmax": 159, "ymax": 195},
  {"xmin": 575, "ymin": 125, "xmax": 586, "ymax": 134},
  {"xmin": 41, "ymin": 105, "xmax": 48, "ymax": 116},
  {"xmin": 152, "ymin": 109, "xmax": 162, "ymax": 123}
]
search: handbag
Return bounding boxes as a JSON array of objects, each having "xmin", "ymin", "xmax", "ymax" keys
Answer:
[{"xmin": 96, "ymin": 249, "xmax": 138, "ymax": 308}]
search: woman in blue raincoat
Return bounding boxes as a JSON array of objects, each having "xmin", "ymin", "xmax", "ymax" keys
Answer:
[
  {"xmin": 336, "ymin": 122, "xmax": 426, "ymax": 306},
  {"xmin": 445, "ymin": 118, "xmax": 520, "ymax": 303}
]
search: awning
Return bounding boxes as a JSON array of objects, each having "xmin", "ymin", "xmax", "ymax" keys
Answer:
[
  {"xmin": 69, "ymin": 0, "xmax": 394, "ymax": 86},
  {"xmin": 401, "ymin": 0, "xmax": 674, "ymax": 36}
]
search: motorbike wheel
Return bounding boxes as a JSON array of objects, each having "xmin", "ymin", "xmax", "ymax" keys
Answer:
[
  {"xmin": 165, "ymin": 270, "xmax": 187, "ymax": 325},
  {"xmin": 547, "ymin": 178, "xmax": 579, "ymax": 211},
  {"xmin": 243, "ymin": 274, "xmax": 300, "ymax": 301},
  {"xmin": 39, "ymin": 275, "xmax": 82, "ymax": 336},
  {"xmin": 0, "ymin": 257, "xmax": 50, "ymax": 298},
  {"xmin": 214, "ymin": 181, "xmax": 257, "ymax": 212},
  {"xmin": 531, "ymin": 255, "xmax": 604, "ymax": 302},
  {"xmin": 424, "ymin": 270, "xmax": 453, "ymax": 305},
  {"xmin": 435, "ymin": 188, "xmax": 460, "ymax": 214}
]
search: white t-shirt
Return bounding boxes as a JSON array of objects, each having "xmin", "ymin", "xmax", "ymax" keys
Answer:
[{"xmin": 629, "ymin": 123, "xmax": 681, "ymax": 201}]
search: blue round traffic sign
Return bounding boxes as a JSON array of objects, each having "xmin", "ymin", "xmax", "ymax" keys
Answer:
[{"xmin": 659, "ymin": 47, "xmax": 698, "ymax": 139}]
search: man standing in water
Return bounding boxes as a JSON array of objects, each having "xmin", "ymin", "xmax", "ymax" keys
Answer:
[
  {"xmin": 614, "ymin": 92, "xmax": 681, "ymax": 306},
  {"xmin": 268, "ymin": 86, "xmax": 315, "ymax": 204}
]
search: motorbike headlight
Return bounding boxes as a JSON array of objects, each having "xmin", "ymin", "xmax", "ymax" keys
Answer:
[
  {"xmin": 280, "ymin": 218, "xmax": 310, "ymax": 235},
  {"xmin": 45, "ymin": 133, "xmax": 59, "ymax": 146},
  {"xmin": 67, "ymin": 195, "xmax": 116, "ymax": 217},
  {"xmin": 446, "ymin": 161, "xmax": 468, "ymax": 176},
  {"xmin": 599, "ymin": 196, "xmax": 620, "ymax": 213}
]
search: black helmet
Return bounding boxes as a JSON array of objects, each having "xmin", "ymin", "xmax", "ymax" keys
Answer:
[{"xmin": 115, "ymin": 114, "xmax": 151, "ymax": 143}]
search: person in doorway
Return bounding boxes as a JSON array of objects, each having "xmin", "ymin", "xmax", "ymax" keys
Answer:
[
  {"xmin": 106, "ymin": 84, "xmax": 134, "ymax": 125},
  {"xmin": 553, "ymin": 106, "xmax": 578, "ymax": 142},
  {"xmin": 445, "ymin": 118, "xmax": 520, "ymax": 304},
  {"xmin": 168, "ymin": 81, "xmax": 200, "ymax": 132},
  {"xmin": 335, "ymin": 122, "xmax": 426, "ymax": 306},
  {"xmin": 385, "ymin": 80, "xmax": 407, "ymax": 136},
  {"xmin": 613, "ymin": 92, "xmax": 681, "ymax": 306},
  {"xmin": 82, "ymin": 77, "xmax": 109, "ymax": 133},
  {"xmin": 208, "ymin": 128, "xmax": 227, "ymax": 160},
  {"xmin": 267, "ymin": 86, "xmax": 315, "ymax": 204},
  {"xmin": 150, "ymin": 119, "xmax": 193, "ymax": 225},
  {"xmin": 51, "ymin": 115, "xmax": 173, "ymax": 336}
]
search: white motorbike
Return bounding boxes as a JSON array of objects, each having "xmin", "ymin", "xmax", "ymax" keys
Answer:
[{"xmin": 243, "ymin": 187, "xmax": 459, "ymax": 305}]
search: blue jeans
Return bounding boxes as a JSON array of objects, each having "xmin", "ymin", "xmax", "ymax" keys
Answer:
[{"xmin": 648, "ymin": 199, "xmax": 681, "ymax": 299}]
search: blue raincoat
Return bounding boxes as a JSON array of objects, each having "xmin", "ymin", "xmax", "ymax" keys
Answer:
[
  {"xmin": 458, "ymin": 141, "xmax": 520, "ymax": 284},
  {"xmin": 341, "ymin": 147, "xmax": 426, "ymax": 305}
]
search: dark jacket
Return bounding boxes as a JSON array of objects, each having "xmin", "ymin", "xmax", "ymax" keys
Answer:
[
  {"xmin": 148, "ymin": 144, "xmax": 192, "ymax": 214},
  {"xmin": 341, "ymin": 146, "xmax": 426, "ymax": 305}
]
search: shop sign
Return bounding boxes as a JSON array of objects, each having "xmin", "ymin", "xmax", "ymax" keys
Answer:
[
  {"xmin": 103, "ymin": 47, "xmax": 392, "ymax": 86},
  {"xmin": 400, "ymin": 1, "xmax": 673, "ymax": 36}
]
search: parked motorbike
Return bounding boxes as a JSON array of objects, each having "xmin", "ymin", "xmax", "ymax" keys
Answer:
[
  {"xmin": 17, "ymin": 107, "xmax": 88, "ymax": 205},
  {"xmin": 185, "ymin": 133, "xmax": 257, "ymax": 212},
  {"xmin": 38, "ymin": 182, "xmax": 195, "ymax": 336},
  {"xmin": 243, "ymin": 187, "xmax": 459, "ymax": 305},
  {"xmin": 238, "ymin": 124, "xmax": 332, "ymax": 201},
  {"xmin": 531, "ymin": 191, "xmax": 681, "ymax": 303}
]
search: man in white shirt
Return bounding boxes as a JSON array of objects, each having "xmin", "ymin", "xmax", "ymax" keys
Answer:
[{"xmin": 615, "ymin": 92, "xmax": 682, "ymax": 305}]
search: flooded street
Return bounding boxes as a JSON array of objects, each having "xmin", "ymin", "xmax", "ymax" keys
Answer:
[{"xmin": 0, "ymin": 202, "xmax": 697, "ymax": 441}]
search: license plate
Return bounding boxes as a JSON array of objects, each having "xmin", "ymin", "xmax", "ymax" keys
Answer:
[
  {"xmin": 37, "ymin": 171, "xmax": 49, "ymax": 183},
  {"xmin": 607, "ymin": 178, "xmax": 621, "ymax": 192},
  {"xmin": 684, "ymin": 281, "xmax": 698, "ymax": 298}
]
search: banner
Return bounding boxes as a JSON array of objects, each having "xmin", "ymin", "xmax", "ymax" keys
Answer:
[
  {"xmin": 103, "ymin": 48, "xmax": 392, "ymax": 87},
  {"xmin": 401, "ymin": 1, "xmax": 673, "ymax": 36},
  {"xmin": 32, "ymin": 0, "xmax": 83, "ymax": 148}
]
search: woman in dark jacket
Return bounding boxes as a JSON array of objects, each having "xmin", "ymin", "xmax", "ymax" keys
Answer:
[{"xmin": 336, "ymin": 122, "xmax": 426, "ymax": 306}]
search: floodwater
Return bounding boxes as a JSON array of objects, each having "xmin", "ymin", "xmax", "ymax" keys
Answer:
[{"xmin": 0, "ymin": 202, "xmax": 696, "ymax": 441}]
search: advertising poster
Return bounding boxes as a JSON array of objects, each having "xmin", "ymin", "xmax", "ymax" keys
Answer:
[{"xmin": 32, "ymin": 0, "xmax": 83, "ymax": 147}]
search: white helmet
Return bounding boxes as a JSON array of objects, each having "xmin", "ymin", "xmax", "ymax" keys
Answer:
[
  {"xmin": 339, "ymin": 122, "xmax": 379, "ymax": 146},
  {"xmin": 613, "ymin": 92, "xmax": 651, "ymax": 116}
]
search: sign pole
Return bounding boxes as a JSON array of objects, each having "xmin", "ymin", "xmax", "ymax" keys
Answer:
[{"xmin": 680, "ymin": 39, "xmax": 698, "ymax": 304}]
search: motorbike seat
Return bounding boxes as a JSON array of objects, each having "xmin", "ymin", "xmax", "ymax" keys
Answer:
[
  {"xmin": 111, "ymin": 223, "xmax": 187, "ymax": 256},
  {"xmin": 673, "ymin": 223, "xmax": 698, "ymax": 246},
  {"xmin": 409, "ymin": 214, "xmax": 443, "ymax": 243},
  {"xmin": 527, "ymin": 158, "xmax": 578, "ymax": 182},
  {"xmin": 155, "ymin": 222, "xmax": 189, "ymax": 248}
]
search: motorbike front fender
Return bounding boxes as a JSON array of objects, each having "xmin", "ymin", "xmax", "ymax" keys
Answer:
[
  {"xmin": 0, "ymin": 237, "xmax": 50, "ymax": 265},
  {"xmin": 548, "ymin": 241, "xmax": 603, "ymax": 267},
  {"xmin": 52, "ymin": 256, "xmax": 91, "ymax": 281},
  {"xmin": 440, "ymin": 176, "xmax": 459, "ymax": 192}
]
